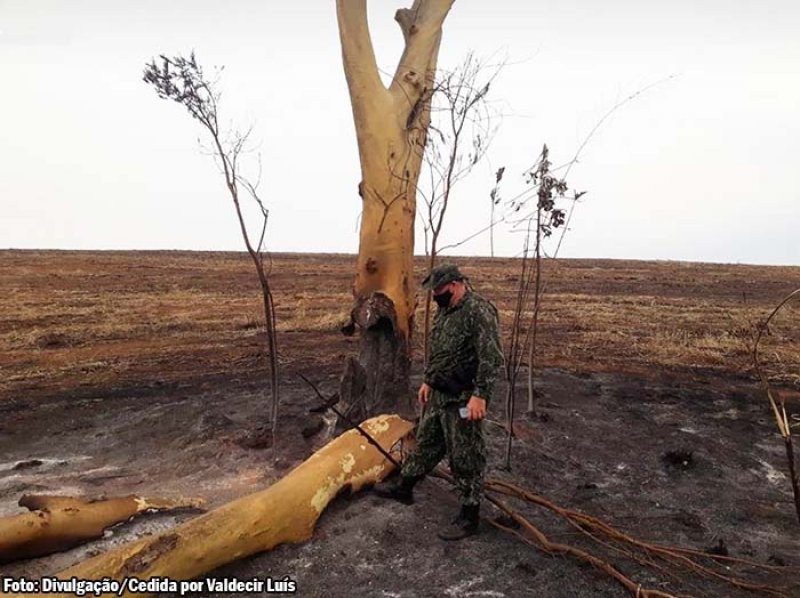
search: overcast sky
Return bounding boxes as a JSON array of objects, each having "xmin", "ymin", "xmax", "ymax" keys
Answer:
[{"xmin": 1, "ymin": 0, "xmax": 798, "ymax": 265}]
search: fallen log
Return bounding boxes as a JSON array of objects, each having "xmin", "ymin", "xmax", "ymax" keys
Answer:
[
  {"xmin": 2, "ymin": 414, "xmax": 412, "ymax": 598},
  {"xmin": 0, "ymin": 494, "xmax": 205, "ymax": 564}
]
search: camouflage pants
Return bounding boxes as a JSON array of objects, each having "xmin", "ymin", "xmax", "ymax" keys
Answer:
[{"xmin": 401, "ymin": 392, "xmax": 487, "ymax": 506}]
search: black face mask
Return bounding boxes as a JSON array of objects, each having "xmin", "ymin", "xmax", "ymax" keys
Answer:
[{"xmin": 433, "ymin": 290, "xmax": 453, "ymax": 308}]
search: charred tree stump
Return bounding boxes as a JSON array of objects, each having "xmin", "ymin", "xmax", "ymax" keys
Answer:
[{"xmin": 339, "ymin": 294, "xmax": 413, "ymax": 431}]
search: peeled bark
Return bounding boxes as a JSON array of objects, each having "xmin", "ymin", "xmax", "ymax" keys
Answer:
[
  {"xmin": 336, "ymin": 0, "xmax": 455, "ymax": 419},
  {"xmin": 0, "ymin": 495, "xmax": 204, "ymax": 564},
  {"xmin": 4, "ymin": 415, "xmax": 413, "ymax": 598}
]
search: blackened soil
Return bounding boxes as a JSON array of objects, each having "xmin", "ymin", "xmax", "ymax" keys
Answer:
[{"xmin": 1, "ymin": 366, "xmax": 798, "ymax": 598}]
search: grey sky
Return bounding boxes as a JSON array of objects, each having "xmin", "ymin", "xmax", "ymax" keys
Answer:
[{"xmin": 1, "ymin": 0, "xmax": 798, "ymax": 265}]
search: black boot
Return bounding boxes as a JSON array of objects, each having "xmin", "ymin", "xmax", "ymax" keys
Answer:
[
  {"xmin": 437, "ymin": 504, "xmax": 480, "ymax": 541},
  {"xmin": 372, "ymin": 475, "xmax": 419, "ymax": 505}
]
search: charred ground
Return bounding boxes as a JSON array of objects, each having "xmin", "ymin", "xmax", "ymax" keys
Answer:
[{"xmin": 1, "ymin": 251, "xmax": 799, "ymax": 597}]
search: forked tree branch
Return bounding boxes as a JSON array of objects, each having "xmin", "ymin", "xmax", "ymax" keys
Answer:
[
  {"xmin": 336, "ymin": 0, "xmax": 453, "ymax": 129},
  {"xmin": 335, "ymin": 0, "xmax": 392, "ymax": 125},
  {"xmin": 390, "ymin": 0, "xmax": 455, "ymax": 111}
]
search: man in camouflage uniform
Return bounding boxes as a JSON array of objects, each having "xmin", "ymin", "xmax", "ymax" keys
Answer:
[{"xmin": 374, "ymin": 263, "xmax": 503, "ymax": 541}]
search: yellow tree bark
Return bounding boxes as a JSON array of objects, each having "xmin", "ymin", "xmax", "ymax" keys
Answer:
[
  {"xmin": 336, "ymin": 0, "xmax": 455, "ymax": 419},
  {"xmin": 0, "ymin": 495, "xmax": 204, "ymax": 564},
  {"xmin": 2, "ymin": 415, "xmax": 413, "ymax": 598}
]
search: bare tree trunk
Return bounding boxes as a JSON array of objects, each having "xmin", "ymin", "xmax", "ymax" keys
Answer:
[
  {"xmin": 526, "ymin": 324, "xmax": 535, "ymax": 413},
  {"xmin": 785, "ymin": 436, "xmax": 800, "ymax": 524},
  {"xmin": 261, "ymin": 284, "xmax": 279, "ymax": 439},
  {"xmin": 527, "ymin": 203, "xmax": 543, "ymax": 416},
  {"xmin": 422, "ymin": 244, "xmax": 438, "ymax": 366},
  {"xmin": 503, "ymin": 250, "xmax": 530, "ymax": 470},
  {"xmin": 503, "ymin": 384, "xmax": 515, "ymax": 469},
  {"xmin": 490, "ymin": 199, "xmax": 495, "ymax": 257},
  {"xmin": 336, "ymin": 0, "xmax": 455, "ymax": 421}
]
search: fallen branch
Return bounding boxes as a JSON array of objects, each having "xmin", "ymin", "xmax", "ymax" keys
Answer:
[
  {"xmin": 4, "ymin": 415, "xmax": 412, "ymax": 598},
  {"xmin": 429, "ymin": 469, "xmax": 791, "ymax": 597},
  {"xmin": 486, "ymin": 479, "xmax": 790, "ymax": 597},
  {"xmin": 487, "ymin": 495, "xmax": 681, "ymax": 598},
  {"xmin": 0, "ymin": 495, "xmax": 205, "ymax": 564}
]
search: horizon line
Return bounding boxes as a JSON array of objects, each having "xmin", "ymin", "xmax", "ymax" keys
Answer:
[{"xmin": 1, "ymin": 247, "xmax": 797, "ymax": 269}]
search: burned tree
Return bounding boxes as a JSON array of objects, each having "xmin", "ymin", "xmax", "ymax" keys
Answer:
[
  {"xmin": 498, "ymin": 145, "xmax": 571, "ymax": 468},
  {"xmin": 143, "ymin": 53, "xmax": 280, "ymax": 444},
  {"xmin": 418, "ymin": 53, "xmax": 499, "ymax": 364},
  {"xmin": 336, "ymin": 0, "xmax": 455, "ymax": 421}
]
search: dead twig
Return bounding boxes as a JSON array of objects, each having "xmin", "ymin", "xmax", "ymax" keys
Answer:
[
  {"xmin": 298, "ymin": 374, "xmax": 403, "ymax": 468},
  {"xmin": 753, "ymin": 287, "xmax": 800, "ymax": 523}
]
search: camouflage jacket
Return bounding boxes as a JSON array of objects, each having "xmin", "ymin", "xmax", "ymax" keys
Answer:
[{"xmin": 424, "ymin": 290, "xmax": 504, "ymax": 405}]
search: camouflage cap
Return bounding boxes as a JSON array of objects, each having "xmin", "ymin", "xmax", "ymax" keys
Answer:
[{"xmin": 421, "ymin": 263, "xmax": 466, "ymax": 290}]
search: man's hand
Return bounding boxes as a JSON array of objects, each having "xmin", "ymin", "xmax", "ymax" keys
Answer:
[
  {"xmin": 466, "ymin": 396, "xmax": 487, "ymax": 421},
  {"xmin": 418, "ymin": 382, "xmax": 431, "ymax": 405}
]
